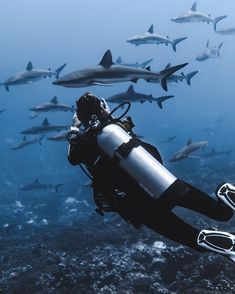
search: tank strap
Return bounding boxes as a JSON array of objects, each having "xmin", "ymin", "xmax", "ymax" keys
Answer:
[{"xmin": 114, "ymin": 138, "xmax": 140, "ymax": 163}]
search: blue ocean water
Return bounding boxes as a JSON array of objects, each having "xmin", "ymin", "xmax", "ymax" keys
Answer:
[{"xmin": 1, "ymin": 0, "xmax": 235, "ymax": 292}]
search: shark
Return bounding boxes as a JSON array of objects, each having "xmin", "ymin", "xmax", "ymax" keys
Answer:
[
  {"xmin": 115, "ymin": 56, "xmax": 154, "ymax": 68},
  {"xmin": 126, "ymin": 25, "xmax": 187, "ymax": 52},
  {"xmin": 53, "ymin": 50, "xmax": 188, "ymax": 91},
  {"xmin": 196, "ymin": 40, "xmax": 223, "ymax": 61},
  {"xmin": 0, "ymin": 109, "xmax": 6, "ymax": 114},
  {"xmin": 11, "ymin": 135, "xmax": 44, "ymax": 150},
  {"xmin": 106, "ymin": 85, "xmax": 174, "ymax": 109},
  {"xmin": 19, "ymin": 178, "xmax": 64, "ymax": 192},
  {"xmin": 171, "ymin": 2, "xmax": 227, "ymax": 31},
  {"xmin": 147, "ymin": 63, "xmax": 199, "ymax": 86},
  {"xmin": 169, "ymin": 138, "xmax": 208, "ymax": 162},
  {"xmin": 21, "ymin": 118, "xmax": 69, "ymax": 135},
  {"xmin": 1, "ymin": 62, "xmax": 67, "ymax": 92},
  {"xmin": 47, "ymin": 130, "xmax": 70, "ymax": 142},
  {"xmin": 30, "ymin": 96, "xmax": 75, "ymax": 113}
]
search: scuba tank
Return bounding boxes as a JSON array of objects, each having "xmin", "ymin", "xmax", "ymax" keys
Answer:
[
  {"xmin": 96, "ymin": 123, "xmax": 178, "ymax": 200},
  {"xmin": 69, "ymin": 98, "xmax": 188, "ymax": 203}
]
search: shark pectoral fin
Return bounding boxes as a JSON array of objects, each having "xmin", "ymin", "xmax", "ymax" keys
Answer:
[
  {"xmin": 26, "ymin": 61, "xmax": 33, "ymax": 71},
  {"xmin": 23, "ymin": 136, "xmax": 27, "ymax": 141},
  {"xmin": 156, "ymin": 95, "xmax": 174, "ymax": 109},
  {"xmin": 172, "ymin": 37, "xmax": 187, "ymax": 52},
  {"xmin": 99, "ymin": 50, "xmax": 114, "ymax": 67},
  {"xmin": 5, "ymin": 85, "xmax": 9, "ymax": 92}
]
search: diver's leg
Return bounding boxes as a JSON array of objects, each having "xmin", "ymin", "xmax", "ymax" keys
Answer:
[
  {"xmin": 177, "ymin": 182, "xmax": 234, "ymax": 222},
  {"xmin": 140, "ymin": 205, "xmax": 207, "ymax": 252}
]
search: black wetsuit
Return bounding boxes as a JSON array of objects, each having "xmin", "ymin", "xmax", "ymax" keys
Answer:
[{"xmin": 68, "ymin": 133, "xmax": 233, "ymax": 252}]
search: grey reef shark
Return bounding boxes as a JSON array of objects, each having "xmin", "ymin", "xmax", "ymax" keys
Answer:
[
  {"xmin": 171, "ymin": 1, "xmax": 227, "ymax": 31},
  {"xmin": 126, "ymin": 24, "xmax": 187, "ymax": 52},
  {"xmin": 53, "ymin": 50, "xmax": 188, "ymax": 91},
  {"xmin": 106, "ymin": 85, "xmax": 174, "ymax": 109},
  {"xmin": 169, "ymin": 138, "xmax": 208, "ymax": 162},
  {"xmin": 1, "ymin": 62, "xmax": 66, "ymax": 92}
]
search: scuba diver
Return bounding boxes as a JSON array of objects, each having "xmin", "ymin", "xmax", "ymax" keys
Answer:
[{"xmin": 67, "ymin": 92, "xmax": 235, "ymax": 262}]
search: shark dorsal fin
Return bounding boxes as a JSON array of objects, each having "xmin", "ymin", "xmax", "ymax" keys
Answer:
[
  {"xmin": 42, "ymin": 118, "xmax": 49, "ymax": 126},
  {"xmin": 51, "ymin": 96, "xmax": 58, "ymax": 104},
  {"xmin": 187, "ymin": 138, "xmax": 192, "ymax": 145},
  {"xmin": 191, "ymin": 2, "xmax": 197, "ymax": 12},
  {"xmin": 148, "ymin": 24, "xmax": 154, "ymax": 34},
  {"xmin": 26, "ymin": 62, "xmax": 33, "ymax": 71},
  {"xmin": 145, "ymin": 66, "xmax": 151, "ymax": 71},
  {"xmin": 34, "ymin": 178, "xmax": 40, "ymax": 184},
  {"xmin": 23, "ymin": 136, "xmax": 27, "ymax": 141},
  {"xmin": 99, "ymin": 50, "xmax": 114, "ymax": 67},
  {"xmin": 127, "ymin": 85, "xmax": 134, "ymax": 94},
  {"xmin": 116, "ymin": 56, "xmax": 122, "ymax": 64},
  {"xmin": 165, "ymin": 63, "xmax": 171, "ymax": 69},
  {"xmin": 206, "ymin": 40, "xmax": 209, "ymax": 47}
]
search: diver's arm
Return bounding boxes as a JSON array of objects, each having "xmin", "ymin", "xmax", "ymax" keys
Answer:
[{"xmin": 67, "ymin": 114, "xmax": 100, "ymax": 166}]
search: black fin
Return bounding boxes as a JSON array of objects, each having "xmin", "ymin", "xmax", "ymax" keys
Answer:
[
  {"xmin": 127, "ymin": 85, "xmax": 134, "ymax": 93},
  {"xmin": 99, "ymin": 50, "xmax": 114, "ymax": 67},
  {"xmin": 51, "ymin": 96, "xmax": 58, "ymax": 104},
  {"xmin": 148, "ymin": 24, "xmax": 154, "ymax": 34},
  {"xmin": 26, "ymin": 62, "xmax": 33, "ymax": 71},
  {"xmin": 42, "ymin": 118, "xmax": 49, "ymax": 126}
]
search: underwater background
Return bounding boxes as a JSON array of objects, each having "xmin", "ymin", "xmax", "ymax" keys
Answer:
[{"xmin": 1, "ymin": 0, "xmax": 235, "ymax": 293}]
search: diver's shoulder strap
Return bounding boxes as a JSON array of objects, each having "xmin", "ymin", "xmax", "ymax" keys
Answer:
[{"xmin": 114, "ymin": 137, "xmax": 140, "ymax": 163}]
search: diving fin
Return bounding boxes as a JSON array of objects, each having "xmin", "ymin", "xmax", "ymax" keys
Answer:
[
  {"xmin": 198, "ymin": 229, "xmax": 235, "ymax": 262},
  {"xmin": 216, "ymin": 183, "xmax": 235, "ymax": 211}
]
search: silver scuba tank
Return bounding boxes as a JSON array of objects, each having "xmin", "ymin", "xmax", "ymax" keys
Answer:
[{"xmin": 96, "ymin": 123, "xmax": 177, "ymax": 200}]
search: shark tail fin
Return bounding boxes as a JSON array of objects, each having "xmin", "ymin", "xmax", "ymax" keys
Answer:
[
  {"xmin": 38, "ymin": 135, "xmax": 45, "ymax": 146},
  {"xmin": 185, "ymin": 70, "xmax": 199, "ymax": 85},
  {"xmin": 214, "ymin": 15, "xmax": 227, "ymax": 31},
  {"xmin": 218, "ymin": 42, "xmax": 223, "ymax": 56},
  {"xmin": 160, "ymin": 63, "xmax": 188, "ymax": 91},
  {"xmin": 226, "ymin": 149, "xmax": 233, "ymax": 156},
  {"xmin": 53, "ymin": 184, "xmax": 64, "ymax": 192},
  {"xmin": 141, "ymin": 58, "xmax": 154, "ymax": 68},
  {"xmin": 55, "ymin": 63, "xmax": 67, "ymax": 79},
  {"xmin": 156, "ymin": 95, "xmax": 174, "ymax": 109},
  {"xmin": 172, "ymin": 37, "xmax": 187, "ymax": 52}
]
